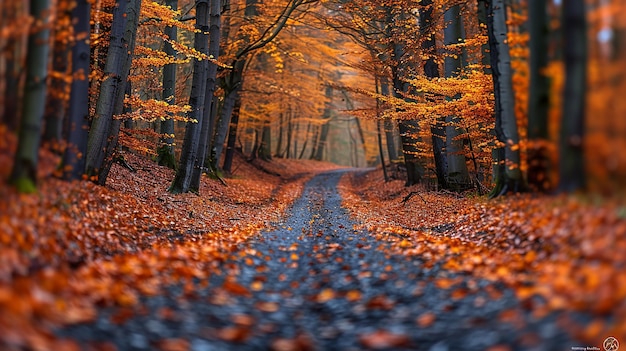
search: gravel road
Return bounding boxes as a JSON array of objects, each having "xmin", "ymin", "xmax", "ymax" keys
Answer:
[{"xmin": 59, "ymin": 170, "xmax": 578, "ymax": 350}]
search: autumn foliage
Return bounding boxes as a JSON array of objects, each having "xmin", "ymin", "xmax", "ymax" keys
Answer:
[{"xmin": 341, "ymin": 171, "xmax": 626, "ymax": 344}]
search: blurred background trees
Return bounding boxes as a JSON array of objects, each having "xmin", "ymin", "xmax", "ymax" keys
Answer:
[{"xmin": 1, "ymin": 0, "xmax": 624, "ymax": 196}]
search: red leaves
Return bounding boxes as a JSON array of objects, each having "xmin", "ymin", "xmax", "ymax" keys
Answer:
[
  {"xmin": 358, "ymin": 330, "xmax": 410, "ymax": 349},
  {"xmin": 222, "ymin": 279, "xmax": 251, "ymax": 297},
  {"xmin": 0, "ymin": 136, "xmax": 342, "ymax": 349},
  {"xmin": 340, "ymin": 170, "xmax": 626, "ymax": 343},
  {"xmin": 416, "ymin": 312, "xmax": 436, "ymax": 327}
]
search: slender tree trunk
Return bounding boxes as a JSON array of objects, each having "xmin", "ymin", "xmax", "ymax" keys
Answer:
[
  {"xmin": 190, "ymin": 0, "xmax": 222, "ymax": 191},
  {"xmin": 558, "ymin": 0, "xmax": 587, "ymax": 192},
  {"xmin": 297, "ymin": 121, "xmax": 310, "ymax": 160},
  {"xmin": 486, "ymin": 0, "xmax": 526, "ymax": 197},
  {"xmin": 222, "ymin": 93, "xmax": 242, "ymax": 174},
  {"xmin": 421, "ymin": 0, "xmax": 447, "ymax": 189},
  {"xmin": 212, "ymin": 84, "xmax": 240, "ymax": 170},
  {"xmin": 444, "ymin": 4, "xmax": 471, "ymax": 191},
  {"xmin": 260, "ymin": 120, "xmax": 273, "ymax": 161},
  {"xmin": 314, "ymin": 85, "xmax": 333, "ymax": 161},
  {"xmin": 169, "ymin": 0, "xmax": 210, "ymax": 194},
  {"xmin": 527, "ymin": 0, "xmax": 551, "ymax": 192},
  {"xmin": 9, "ymin": 0, "xmax": 51, "ymax": 193},
  {"xmin": 285, "ymin": 106, "xmax": 293, "ymax": 158},
  {"xmin": 157, "ymin": 0, "xmax": 178, "ymax": 170},
  {"xmin": 377, "ymin": 119, "xmax": 388, "ymax": 181},
  {"xmin": 391, "ymin": 37, "xmax": 424, "ymax": 186},
  {"xmin": 61, "ymin": 0, "xmax": 91, "ymax": 181},
  {"xmin": 95, "ymin": 0, "xmax": 141, "ymax": 185},
  {"xmin": 380, "ymin": 77, "xmax": 399, "ymax": 165},
  {"xmin": 274, "ymin": 111, "xmax": 284, "ymax": 157},
  {"xmin": 84, "ymin": 0, "xmax": 141, "ymax": 184}
]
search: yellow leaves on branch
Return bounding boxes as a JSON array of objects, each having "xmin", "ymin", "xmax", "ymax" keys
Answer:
[
  {"xmin": 133, "ymin": 45, "xmax": 191, "ymax": 67},
  {"xmin": 119, "ymin": 95, "xmax": 191, "ymax": 123},
  {"xmin": 140, "ymin": 1, "xmax": 195, "ymax": 33}
]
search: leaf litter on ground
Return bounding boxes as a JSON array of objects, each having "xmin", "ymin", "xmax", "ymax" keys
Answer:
[
  {"xmin": 0, "ymin": 126, "xmax": 341, "ymax": 350},
  {"xmin": 339, "ymin": 170, "xmax": 626, "ymax": 345}
]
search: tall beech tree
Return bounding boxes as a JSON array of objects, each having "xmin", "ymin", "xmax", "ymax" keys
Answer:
[
  {"xmin": 527, "ymin": 0, "xmax": 551, "ymax": 192},
  {"xmin": 169, "ymin": 0, "xmax": 210, "ymax": 194},
  {"xmin": 443, "ymin": 4, "xmax": 471, "ymax": 191},
  {"xmin": 190, "ymin": 0, "xmax": 222, "ymax": 193},
  {"xmin": 558, "ymin": 0, "xmax": 587, "ymax": 193},
  {"xmin": 85, "ymin": 0, "xmax": 142, "ymax": 185},
  {"xmin": 10, "ymin": 0, "xmax": 52, "ymax": 193},
  {"xmin": 61, "ymin": 0, "xmax": 92, "ymax": 181},
  {"xmin": 486, "ymin": 0, "xmax": 526, "ymax": 197},
  {"xmin": 421, "ymin": 0, "xmax": 447, "ymax": 190},
  {"xmin": 157, "ymin": 0, "xmax": 179, "ymax": 170}
]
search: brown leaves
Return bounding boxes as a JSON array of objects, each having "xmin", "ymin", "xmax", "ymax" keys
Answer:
[
  {"xmin": 0, "ymin": 132, "xmax": 342, "ymax": 349},
  {"xmin": 358, "ymin": 330, "xmax": 410, "ymax": 349},
  {"xmin": 340, "ymin": 170, "xmax": 626, "ymax": 343}
]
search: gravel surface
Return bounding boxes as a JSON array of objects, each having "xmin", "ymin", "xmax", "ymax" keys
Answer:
[{"xmin": 59, "ymin": 170, "xmax": 578, "ymax": 350}]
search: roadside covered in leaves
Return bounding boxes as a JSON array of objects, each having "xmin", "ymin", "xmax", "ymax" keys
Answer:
[
  {"xmin": 0, "ymin": 127, "xmax": 340, "ymax": 350},
  {"xmin": 340, "ymin": 169, "xmax": 626, "ymax": 346},
  {"xmin": 57, "ymin": 171, "xmax": 578, "ymax": 350}
]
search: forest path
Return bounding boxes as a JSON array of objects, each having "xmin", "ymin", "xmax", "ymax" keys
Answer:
[{"xmin": 60, "ymin": 170, "xmax": 575, "ymax": 350}]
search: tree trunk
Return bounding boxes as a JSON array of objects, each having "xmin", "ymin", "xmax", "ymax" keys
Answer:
[
  {"xmin": 84, "ymin": 0, "xmax": 142, "ymax": 185},
  {"xmin": 285, "ymin": 106, "xmax": 293, "ymax": 158},
  {"xmin": 169, "ymin": 0, "xmax": 210, "ymax": 194},
  {"xmin": 259, "ymin": 120, "xmax": 272, "ymax": 161},
  {"xmin": 9, "ymin": 0, "xmax": 51, "ymax": 193},
  {"xmin": 212, "ymin": 85, "xmax": 240, "ymax": 170},
  {"xmin": 95, "ymin": 0, "xmax": 142, "ymax": 185},
  {"xmin": 526, "ymin": 0, "xmax": 551, "ymax": 192},
  {"xmin": 222, "ymin": 93, "xmax": 242, "ymax": 174},
  {"xmin": 558, "ymin": 0, "xmax": 587, "ymax": 192},
  {"xmin": 486, "ymin": 0, "xmax": 526, "ymax": 197},
  {"xmin": 380, "ymin": 81, "xmax": 398, "ymax": 162},
  {"xmin": 374, "ymin": 75, "xmax": 389, "ymax": 181},
  {"xmin": 61, "ymin": 0, "xmax": 91, "ymax": 181},
  {"xmin": 190, "ymin": 0, "xmax": 222, "ymax": 191},
  {"xmin": 391, "ymin": 35, "xmax": 424, "ymax": 186},
  {"xmin": 420, "ymin": 0, "xmax": 447, "ymax": 189},
  {"xmin": 314, "ymin": 85, "xmax": 333, "ymax": 161},
  {"xmin": 157, "ymin": 0, "xmax": 178, "ymax": 170},
  {"xmin": 274, "ymin": 111, "xmax": 284, "ymax": 157},
  {"xmin": 444, "ymin": 4, "xmax": 471, "ymax": 191}
]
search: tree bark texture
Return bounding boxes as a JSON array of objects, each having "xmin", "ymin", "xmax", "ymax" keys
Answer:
[
  {"xmin": 313, "ymin": 85, "xmax": 333, "ymax": 161},
  {"xmin": 444, "ymin": 4, "xmax": 471, "ymax": 191},
  {"xmin": 190, "ymin": 0, "xmax": 222, "ymax": 191},
  {"xmin": 558, "ymin": 0, "xmax": 587, "ymax": 192},
  {"xmin": 157, "ymin": 0, "xmax": 179, "ymax": 170},
  {"xmin": 10, "ymin": 0, "xmax": 51, "ymax": 193},
  {"xmin": 95, "ymin": 0, "xmax": 142, "ymax": 185},
  {"xmin": 84, "ymin": 0, "xmax": 141, "ymax": 184},
  {"xmin": 61, "ymin": 0, "xmax": 92, "ymax": 181},
  {"xmin": 486, "ymin": 0, "xmax": 525, "ymax": 197},
  {"xmin": 527, "ymin": 0, "xmax": 551, "ymax": 192},
  {"xmin": 169, "ymin": 0, "xmax": 210, "ymax": 194},
  {"xmin": 222, "ymin": 93, "xmax": 242, "ymax": 174}
]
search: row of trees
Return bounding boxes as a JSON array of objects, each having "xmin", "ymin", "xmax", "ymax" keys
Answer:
[
  {"xmin": 1, "ymin": 0, "xmax": 624, "ymax": 195},
  {"xmin": 319, "ymin": 0, "xmax": 597, "ymax": 196}
]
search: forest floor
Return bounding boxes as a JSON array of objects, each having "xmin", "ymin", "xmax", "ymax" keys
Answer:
[{"xmin": 0, "ymin": 124, "xmax": 625, "ymax": 350}]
